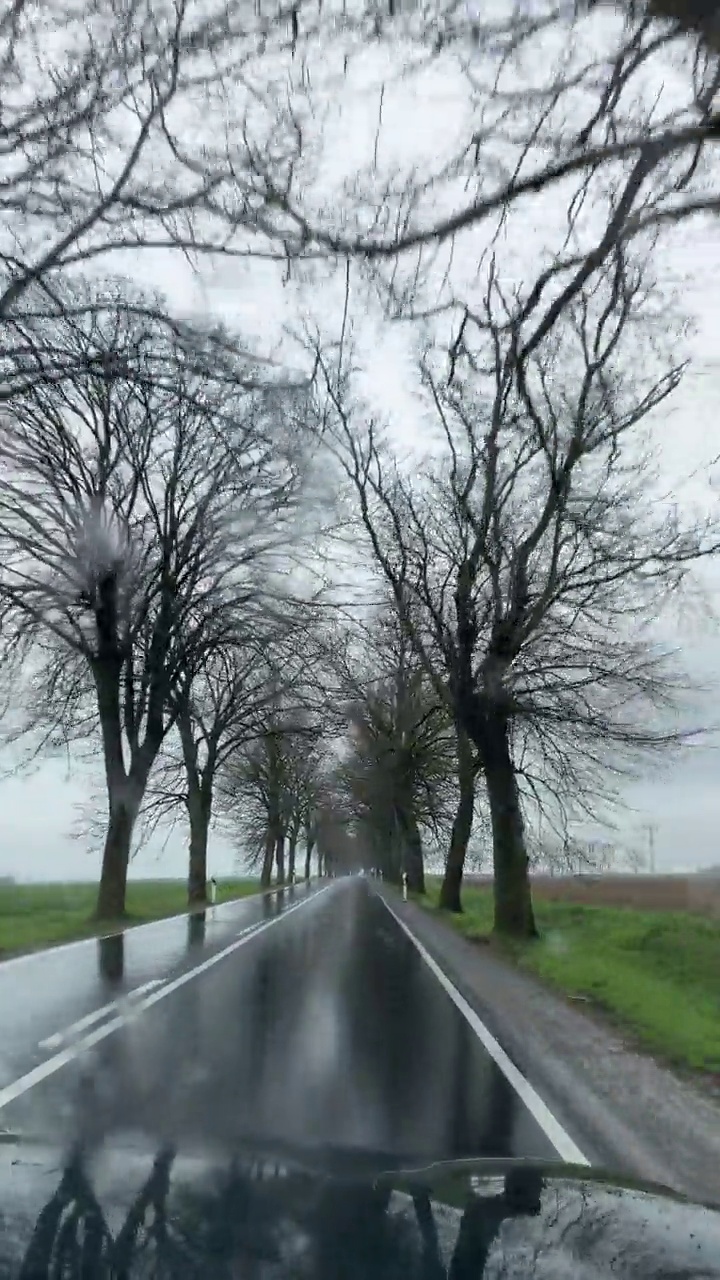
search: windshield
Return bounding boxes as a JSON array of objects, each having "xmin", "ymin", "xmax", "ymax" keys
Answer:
[{"xmin": 0, "ymin": 1, "xmax": 719, "ymax": 1276}]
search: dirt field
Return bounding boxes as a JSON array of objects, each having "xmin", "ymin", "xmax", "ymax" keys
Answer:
[{"xmin": 463, "ymin": 873, "xmax": 720, "ymax": 917}]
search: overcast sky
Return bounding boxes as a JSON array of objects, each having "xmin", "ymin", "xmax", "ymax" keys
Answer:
[{"xmin": 2, "ymin": 14, "xmax": 720, "ymax": 881}]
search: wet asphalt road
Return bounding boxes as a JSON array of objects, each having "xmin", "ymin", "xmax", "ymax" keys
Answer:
[
  {"xmin": 0, "ymin": 878, "xmax": 559, "ymax": 1166},
  {"xmin": 0, "ymin": 881, "xmax": 318, "ymax": 1086}
]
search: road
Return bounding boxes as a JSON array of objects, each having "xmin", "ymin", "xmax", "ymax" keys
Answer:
[{"xmin": 0, "ymin": 878, "xmax": 580, "ymax": 1168}]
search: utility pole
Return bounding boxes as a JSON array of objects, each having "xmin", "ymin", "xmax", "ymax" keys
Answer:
[{"xmin": 645, "ymin": 823, "xmax": 657, "ymax": 874}]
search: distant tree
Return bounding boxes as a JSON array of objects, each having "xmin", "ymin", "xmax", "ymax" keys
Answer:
[
  {"xmin": 220, "ymin": 686, "xmax": 332, "ymax": 887},
  {"xmin": 335, "ymin": 616, "xmax": 457, "ymax": 893},
  {"xmin": 317, "ymin": 596, "xmax": 487, "ymax": 908},
  {"xmin": 137, "ymin": 636, "xmax": 282, "ymax": 904},
  {"xmin": 536, "ymin": 834, "xmax": 617, "ymax": 875},
  {"xmin": 623, "ymin": 841, "xmax": 650, "ymax": 873}
]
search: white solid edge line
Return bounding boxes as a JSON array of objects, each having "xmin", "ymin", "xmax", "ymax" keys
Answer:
[
  {"xmin": 0, "ymin": 885, "xmax": 332, "ymax": 1110},
  {"xmin": 380, "ymin": 896, "xmax": 589, "ymax": 1167},
  {"xmin": 0, "ymin": 881, "xmax": 319, "ymax": 972}
]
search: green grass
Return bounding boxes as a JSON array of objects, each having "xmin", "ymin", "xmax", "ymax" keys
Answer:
[
  {"xmin": 0, "ymin": 878, "xmax": 263, "ymax": 959},
  {"xmin": 423, "ymin": 882, "xmax": 720, "ymax": 1075}
]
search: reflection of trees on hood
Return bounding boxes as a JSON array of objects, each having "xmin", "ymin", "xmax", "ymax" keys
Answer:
[
  {"xmin": 17, "ymin": 1151, "xmax": 718, "ymax": 1279},
  {"xmin": 15, "ymin": 1149, "xmax": 552, "ymax": 1280},
  {"xmin": 18, "ymin": 1146, "xmax": 112, "ymax": 1279},
  {"xmin": 449, "ymin": 1169, "xmax": 543, "ymax": 1279}
]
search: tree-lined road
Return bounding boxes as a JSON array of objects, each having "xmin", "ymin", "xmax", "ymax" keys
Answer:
[{"xmin": 0, "ymin": 880, "xmax": 575, "ymax": 1167}]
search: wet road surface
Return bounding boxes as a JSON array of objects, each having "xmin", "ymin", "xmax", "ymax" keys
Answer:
[
  {"xmin": 0, "ymin": 878, "xmax": 562, "ymax": 1165},
  {"xmin": 0, "ymin": 881, "xmax": 317, "ymax": 1087}
]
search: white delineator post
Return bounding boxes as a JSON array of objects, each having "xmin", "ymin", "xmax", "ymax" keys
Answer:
[{"xmin": 402, "ymin": 871, "xmax": 408, "ymax": 902}]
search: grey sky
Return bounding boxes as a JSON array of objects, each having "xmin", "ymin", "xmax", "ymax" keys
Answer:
[{"xmin": 2, "ymin": 15, "xmax": 720, "ymax": 880}]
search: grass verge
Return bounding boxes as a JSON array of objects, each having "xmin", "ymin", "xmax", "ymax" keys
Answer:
[
  {"xmin": 422, "ymin": 880, "xmax": 720, "ymax": 1076},
  {"xmin": 0, "ymin": 878, "xmax": 263, "ymax": 960}
]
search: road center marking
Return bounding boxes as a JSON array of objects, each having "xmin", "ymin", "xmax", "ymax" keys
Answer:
[
  {"xmin": 38, "ymin": 980, "xmax": 166, "ymax": 1051},
  {"xmin": 0, "ymin": 886, "xmax": 331, "ymax": 1111},
  {"xmin": 380, "ymin": 895, "xmax": 589, "ymax": 1166}
]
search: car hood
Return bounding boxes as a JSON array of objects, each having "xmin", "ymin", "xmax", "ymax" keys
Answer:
[{"xmin": 1, "ymin": 1134, "xmax": 719, "ymax": 1278}]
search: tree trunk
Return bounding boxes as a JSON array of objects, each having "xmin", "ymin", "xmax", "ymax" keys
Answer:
[
  {"xmin": 95, "ymin": 796, "xmax": 137, "ymax": 920},
  {"xmin": 440, "ymin": 728, "xmax": 475, "ymax": 913},
  {"xmin": 93, "ymin": 657, "xmax": 144, "ymax": 922},
  {"xmin": 397, "ymin": 807, "xmax": 425, "ymax": 894},
  {"xmin": 385, "ymin": 815, "xmax": 403, "ymax": 885},
  {"xmin": 274, "ymin": 833, "xmax": 285, "ymax": 884},
  {"xmin": 260, "ymin": 830, "xmax": 274, "ymax": 888},
  {"xmin": 288, "ymin": 833, "xmax": 297, "ymax": 883},
  {"xmin": 406, "ymin": 813, "xmax": 425, "ymax": 894},
  {"xmin": 179, "ymin": 715, "xmax": 216, "ymax": 909},
  {"xmin": 304, "ymin": 835, "xmax": 315, "ymax": 880},
  {"xmin": 480, "ymin": 712, "xmax": 537, "ymax": 938},
  {"xmin": 187, "ymin": 788, "xmax": 211, "ymax": 906}
]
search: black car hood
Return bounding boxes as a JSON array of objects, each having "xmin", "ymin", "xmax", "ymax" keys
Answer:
[{"xmin": 1, "ymin": 1134, "xmax": 719, "ymax": 1278}]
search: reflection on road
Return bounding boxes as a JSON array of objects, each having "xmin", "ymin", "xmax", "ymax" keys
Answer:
[
  {"xmin": 97, "ymin": 934, "xmax": 125, "ymax": 985},
  {"xmin": 186, "ymin": 912, "xmax": 206, "ymax": 951}
]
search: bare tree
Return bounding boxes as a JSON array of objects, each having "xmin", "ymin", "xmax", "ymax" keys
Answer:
[
  {"xmin": 0, "ymin": 294, "xmax": 305, "ymax": 917},
  {"xmin": 316, "ymin": 241, "xmax": 717, "ymax": 936},
  {"xmin": 0, "ymin": 0, "xmax": 333, "ymax": 337},
  {"xmin": 232, "ymin": 0, "xmax": 720, "ymax": 305},
  {"xmin": 533, "ymin": 831, "xmax": 618, "ymax": 874},
  {"xmin": 6, "ymin": 0, "xmax": 720, "ymax": 351},
  {"xmin": 0, "ymin": 640, "xmax": 97, "ymax": 774},
  {"xmin": 602, "ymin": 0, "xmax": 720, "ymax": 50}
]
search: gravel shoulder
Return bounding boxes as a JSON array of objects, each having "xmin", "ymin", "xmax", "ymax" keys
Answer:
[{"xmin": 384, "ymin": 889, "xmax": 720, "ymax": 1206}]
